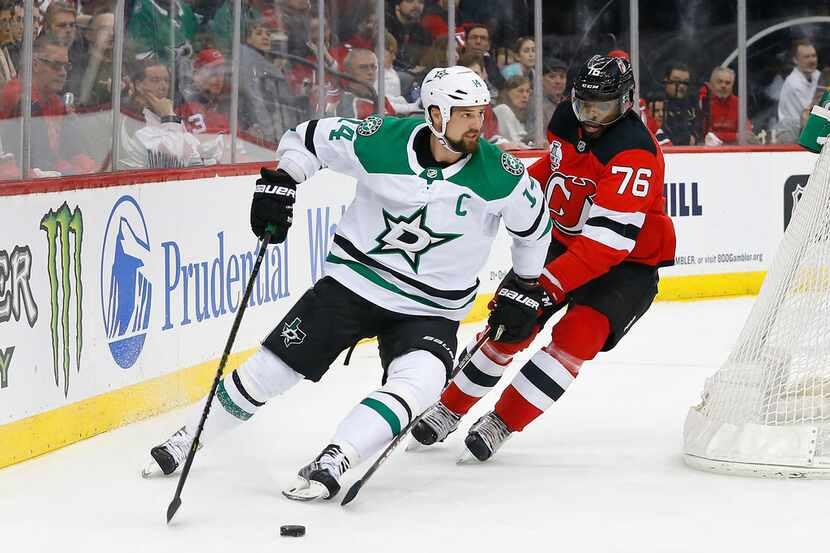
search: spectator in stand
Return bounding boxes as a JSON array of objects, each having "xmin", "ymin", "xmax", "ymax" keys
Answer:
[
  {"xmin": 43, "ymin": 1, "xmax": 76, "ymax": 48},
  {"xmin": 179, "ymin": 48, "xmax": 247, "ymax": 163},
  {"xmin": 288, "ymin": 10, "xmax": 337, "ymax": 96},
  {"xmin": 6, "ymin": 2, "xmax": 23, "ymax": 69},
  {"xmin": 180, "ymin": 48, "xmax": 229, "ymax": 136},
  {"xmin": 463, "ymin": 23, "xmax": 504, "ymax": 93},
  {"xmin": 127, "ymin": 0, "xmax": 197, "ymax": 63},
  {"xmin": 67, "ymin": 11, "xmax": 114, "ymax": 108},
  {"xmin": 331, "ymin": 5, "xmax": 376, "ymax": 65},
  {"xmin": 661, "ymin": 61, "xmax": 701, "ymax": 145},
  {"xmin": 645, "ymin": 93, "xmax": 672, "ymax": 146},
  {"xmin": 421, "ymin": 0, "xmax": 448, "ymax": 42},
  {"xmin": 501, "ymin": 36, "xmax": 535, "ymax": 80},
  {"xmin": 458, "ymin": 0, "xmax": 529, "ymax": 51},
  {"xmin": 0, "ymin": 37, "xmax": 95, "ymax": 175},
  {"xmin": 699, "ymin": 66, "xmax": 752, "ymax": 146},
  {"xmin": 493, "ymin": 74, "xmax": 531, "ymax": 147},
  {"xmin": 417, "ymin": 34, "xmax": 452, "ymax": 74},
  {"xmin": 0, "ymin": 2, "xmax": 17, "ymax": 84},
  {"xmin": 384, "ymin": 31, "xmax": 418, "ymax": 114},
  {"xmin": 387, "ymin": 0, "xmax": 430, "ymax": 73},
  {"xmin": 540, "ymin": 56, "xmax": 567, "ymax": 125},
  {"xmin": 279, "ymin": 0, "xmax": 311, "ymax": 57},
  {"xmin": 329, "ymin": 48, "xmax": 394, "ymax": 118},
  {"xmin": 458, "ymin": 51, "xmax": 522, "ymax": 151},
  {"xmin": 240, "ymin": 18, "xmax": 303, "ymax": 143},
  {"xmin": 119, "ymin": 55, "xmax": 204, "ymax": 169},
  {"xmin": 209, "ymin": 0, "xmax": 280, "ymax": 56},
  {"xmin": 776, "ymin": 39, "xmax": 820, "ymax": 144}
]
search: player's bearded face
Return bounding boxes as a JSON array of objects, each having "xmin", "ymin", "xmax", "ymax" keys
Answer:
[{"xmin": 445, "ymin": 107, "xmax": 485, "ymax": 153}]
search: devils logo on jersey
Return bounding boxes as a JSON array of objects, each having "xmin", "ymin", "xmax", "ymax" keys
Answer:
[{"xmin": 544, "ymin": 172, "xmax": 598, "ymax": 236}]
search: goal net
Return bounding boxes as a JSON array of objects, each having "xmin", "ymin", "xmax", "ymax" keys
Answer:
[{"xmin": 683, "ymin": 142, "xmax": 830, "ymax": 478}]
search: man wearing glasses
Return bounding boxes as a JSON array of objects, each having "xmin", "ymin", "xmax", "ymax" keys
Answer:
[
  {"xmin": 0, "ymin": 37, "xmax": 94, "ymax": 174},
  {"xmin": 329, "ymin": 48, "xmax": 395, "ymax": 119},
  {"xmin": 661, "ymin": 61, "xmax": 701, "ymax": 146},
  {"xmin": 43, "ymin": 1, "xmax": 76, "ymax": 48},
  {"xmin": 0, "ymin": 2, "xmax": 17, "ymax": 83}
]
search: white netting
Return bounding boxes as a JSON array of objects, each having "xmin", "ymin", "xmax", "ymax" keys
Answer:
[{"xmin": 683, "ymin": 142, "xmax": 830, "ymax": 478}]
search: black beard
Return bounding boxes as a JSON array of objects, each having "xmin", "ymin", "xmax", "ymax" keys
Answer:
[{"xmin": 446, "ymin": 134, "xmax": 480, "ymax": 154}]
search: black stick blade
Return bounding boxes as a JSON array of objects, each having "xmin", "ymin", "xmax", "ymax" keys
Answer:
[
  {"xmin": 340, "ymin": 479, "xmax": 364, "ymax": 506},
  {"xmin": 166, "ymin": 497, "xmax": 182, "ymax": 524}
]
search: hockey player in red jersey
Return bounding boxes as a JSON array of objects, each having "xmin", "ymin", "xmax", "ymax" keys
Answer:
[{"xmin": 412, "ymin": 54, "xmax": 676, "ymax": 462}]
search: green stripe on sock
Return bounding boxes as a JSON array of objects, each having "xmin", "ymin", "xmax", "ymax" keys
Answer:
[
  {"xmin": 217, "ymin": 380, "xmax": 253, "ymax": 421},
  {"xmin": 360, "ymin": 397, "xmax": 401, "ymax": 435}
]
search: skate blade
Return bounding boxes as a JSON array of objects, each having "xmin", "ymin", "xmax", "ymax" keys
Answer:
[
  {"xmin": 282, "ymin": 477, "xmax": 329, "ymax": 502},
  {"xmin": 456, "ymin": 448, "xmax": 478, "ymax": 465},
  {"xmin": 405, "ymin": 439, "xmax": 425, "ymax": 452},
  {"xmin": 140, "ymin": 459, "xmax": 165, "ymax": 479}
]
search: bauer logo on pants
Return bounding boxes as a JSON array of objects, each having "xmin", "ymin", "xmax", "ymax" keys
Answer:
[{"xmin": 281, "ymin": 317, "xmax": 306, "ymax": 347}]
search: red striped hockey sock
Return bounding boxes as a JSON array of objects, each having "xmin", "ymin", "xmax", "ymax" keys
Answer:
[{"xmin": 441, "ymin": 339, "xmax": 515, "ymax": 415}]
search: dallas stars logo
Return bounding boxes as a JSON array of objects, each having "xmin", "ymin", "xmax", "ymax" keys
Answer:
[
  {"xmin": 281, "ymin": 317, "xmax": 306, "ymax": 347},
  {"xmin": 369, "ymin": 206, "xmax": 461, "ymax": 273}
]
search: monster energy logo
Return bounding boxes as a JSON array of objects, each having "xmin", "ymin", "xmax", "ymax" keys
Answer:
[{"xmin": 40, "ymin": 203, "xmax": 83, "ymax": 397}]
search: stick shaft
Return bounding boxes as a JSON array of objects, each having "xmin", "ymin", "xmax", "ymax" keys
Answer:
[{"xmin": 167, "ymin": 231, "xmax": 273, "ymax": 523}]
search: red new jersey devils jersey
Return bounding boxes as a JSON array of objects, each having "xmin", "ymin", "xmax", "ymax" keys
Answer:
[
  {"xmin": 179, "ymin": 95, "xmax": 230, "ymax": 135},
  {"xmin": 528, "ymin": 100, "xmax": 676, "ymax": 294}
]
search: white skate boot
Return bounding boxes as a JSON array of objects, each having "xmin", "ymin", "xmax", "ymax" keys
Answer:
[
  {"xmin": 140, "ymin": 426, "xmax": 199, "ymax": 478},
  {"xmin": 282, "ymin": 444, "xmax": 351, "ymax": 501}
]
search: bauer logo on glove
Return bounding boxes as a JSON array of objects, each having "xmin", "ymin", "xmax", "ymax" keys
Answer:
[
  {"xmin": 496, "ymin": 287, "xmax": 541, "ymax": 311},
  {"xmin": 254, "ymin": 184, "xmax": 297, "ymax": 197},
  {"xmin": 251, "ymin": 168, "xmax": 298, "ymax": 245}
]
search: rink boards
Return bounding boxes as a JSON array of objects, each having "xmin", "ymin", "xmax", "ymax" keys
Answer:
[{"xmin": 0, "ymin": 146, "xmax": 818, "ymax": 468}]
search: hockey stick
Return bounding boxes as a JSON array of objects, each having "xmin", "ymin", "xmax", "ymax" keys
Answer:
[
  {"xmin": 166, "ymin": 227, "xmax": 274, "ymax": 524},
  {"xmin": 340, "ymin": 324, "xmax": 504, "ymax": 506}
]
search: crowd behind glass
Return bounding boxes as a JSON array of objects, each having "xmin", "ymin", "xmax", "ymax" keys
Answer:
[{"xmin": 0, "ymin": 0, "xmax": 827, "ymax": 180}]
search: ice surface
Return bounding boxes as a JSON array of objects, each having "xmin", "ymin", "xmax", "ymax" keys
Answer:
[{"xmin": 1, "ymin": 297, "xmax": 827, "ymax": 553}]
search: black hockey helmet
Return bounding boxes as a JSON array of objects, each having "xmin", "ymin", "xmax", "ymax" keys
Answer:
[{"xmin": 571, "ymin": 54, "xmax": 635, "ymax": 126}]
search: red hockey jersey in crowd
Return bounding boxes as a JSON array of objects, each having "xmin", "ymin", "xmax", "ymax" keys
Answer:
[
  {"xmin": 179, "ymin": 93, "xmax": 229, "ymax": 135},
  {"xmin": 529, "ymin": 101, "xmax": 676, "ymax": 294}
]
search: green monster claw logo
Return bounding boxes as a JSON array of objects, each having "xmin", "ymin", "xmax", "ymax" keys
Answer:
[{"xmin": 40, "ymin": 203, "xmax": 83, "ymax": 397}]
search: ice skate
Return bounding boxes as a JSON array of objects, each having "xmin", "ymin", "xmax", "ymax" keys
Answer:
[
  {"xmin": 282, "ymin": 444, "xmax": 351, "ymax": 501},
  {"xmin": 410, "ymin": 401, "xmax": 462, "ymax": 448},
  {"xmin": 141, "ymin": 426, "xmax": 199, "ymax": 478},
  {"xmin": 460, "ymin": 411, "xmax": 512, "ymax": 463}
]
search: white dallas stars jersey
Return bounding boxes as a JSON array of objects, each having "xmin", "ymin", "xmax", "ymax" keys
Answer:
[{"xmin": 276, "ymin": 115, "xmax": 551, "ymax": 320}]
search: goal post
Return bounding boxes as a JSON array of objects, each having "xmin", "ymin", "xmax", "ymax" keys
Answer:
[{"xmin": 683, "ymin": 139, "xmax": 830, "ymax": 478}]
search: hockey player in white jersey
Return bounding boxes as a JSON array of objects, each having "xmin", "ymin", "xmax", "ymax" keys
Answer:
[{"xmin": 143, "ymin": 66, "xmax": 552, "ymax": 501}]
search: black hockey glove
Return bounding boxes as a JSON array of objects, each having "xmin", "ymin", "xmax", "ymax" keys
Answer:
[
  {"xmin": 251, "ymin": 168, "xmax": 297, "ymax": 244},
  {"xmin": 487, "ymin": 271, "xmax": 554, "ymax": 343}
]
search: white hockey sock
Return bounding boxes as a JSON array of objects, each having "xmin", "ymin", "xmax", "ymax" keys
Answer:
[
  {"xmin": 331, "ymin": 350, "xmax": 445, "ymax": 465},
  {"xmin": 185, "ymin": 347, "xmax": 303, "ymax": 444}
]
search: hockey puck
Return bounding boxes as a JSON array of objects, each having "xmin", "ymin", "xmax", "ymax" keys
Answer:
[{"xmin": 280, "ymin": 525, "xmax": 306, "ymax": 537}]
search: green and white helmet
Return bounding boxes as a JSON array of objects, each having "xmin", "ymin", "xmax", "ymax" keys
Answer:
[{"xmin": 420, "ymin": 66, "xmax": 491, "ymax": 150}]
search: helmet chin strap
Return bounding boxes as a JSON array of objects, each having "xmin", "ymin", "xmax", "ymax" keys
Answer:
[{"xmin": 427, "ymin": 120, "xmax": 463, "ymax": 155}]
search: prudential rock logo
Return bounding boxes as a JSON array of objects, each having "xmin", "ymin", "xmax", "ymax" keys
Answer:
[{"xmin": 101, "ymin": 195, "xmax": 152, "ymax": 369}]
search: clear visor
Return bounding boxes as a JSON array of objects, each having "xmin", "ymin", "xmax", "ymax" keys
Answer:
[{"xmin": 572, "ymin": 94, "xmax": 622, "ymax": 126}]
